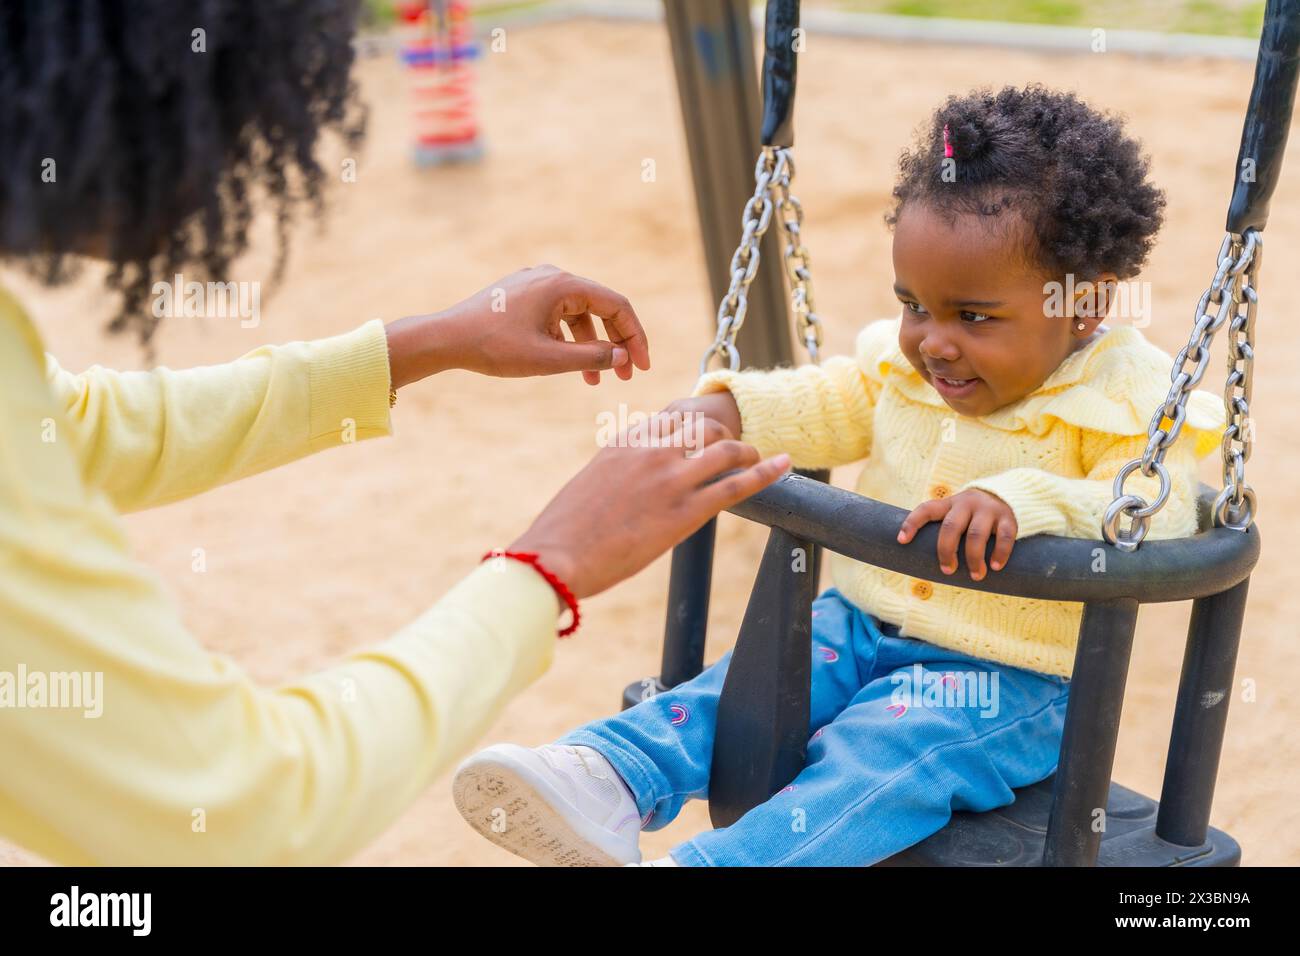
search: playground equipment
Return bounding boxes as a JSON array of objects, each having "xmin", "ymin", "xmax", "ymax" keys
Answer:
[
  {"xmin": 398, "ymin": 0, "xmax": 484, "ymax": 166},
  {"xmin": 623, "ymin": 0, "xmax": 1297, "ymax": 865}
]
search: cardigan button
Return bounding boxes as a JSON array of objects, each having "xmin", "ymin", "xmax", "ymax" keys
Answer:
[
  {"xmin": 911, "ymin": 580, "xmax": 933, "ymax": 600},
  {"xmin": 931, "ymin": 483, "xmax": 952, "ymax": 499}
]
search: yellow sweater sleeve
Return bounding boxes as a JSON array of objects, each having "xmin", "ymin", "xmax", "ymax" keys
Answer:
[
  {"xmin": 692, "ymin": 354, "xmax": 879, "ymax": 468},
  {"xmin": 0, "ymin": 294, "xmax": 559, "ymax": 865},
  {"xmin": 958, "ymin": 429, "xmax": 1205, "ymax": 542},
  {"xmin": 43, "ymin": 319, "xmax": 393, "ymax": 512}
]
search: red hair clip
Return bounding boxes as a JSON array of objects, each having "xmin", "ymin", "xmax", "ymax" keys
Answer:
[{"xmin": 943, "ymin": 123, "xmax": 954, "ymax": 159}]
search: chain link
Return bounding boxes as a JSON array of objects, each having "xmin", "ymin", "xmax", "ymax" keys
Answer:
[
  {"xmin": 700, "ymin": 147, "xmax": 823, "ymax": 374},
  {"xmin": 1102, "ymin": 230, "xmax": 1260, "ymax": 551}
]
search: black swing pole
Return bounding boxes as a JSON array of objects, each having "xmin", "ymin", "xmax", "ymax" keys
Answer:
[
  {"xmin": 759, "ymin": 0, "xmax": 800, "ymax": 150},
  {"xmin": 1225, "ymin": 0, "xmax": 1300, "ymax": 236}
]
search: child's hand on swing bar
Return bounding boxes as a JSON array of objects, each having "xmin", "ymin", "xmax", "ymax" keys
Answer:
[
  {"xmin": 895, "ymin": 489, "xmax": 1018, "ymax": 582},
  {"xmin": 385, "ymin": 264, "xmax": 651, "ymax": 389}
]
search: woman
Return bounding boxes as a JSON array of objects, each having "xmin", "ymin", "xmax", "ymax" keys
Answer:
[{"xmin": 0, "ymin": 1, "xmax": 788, "ymax": 864}]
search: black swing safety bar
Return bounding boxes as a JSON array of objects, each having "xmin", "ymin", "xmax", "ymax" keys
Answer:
[{"xmin": 625, "ymin": 0, "xmax": 1298, "ymax": 866}]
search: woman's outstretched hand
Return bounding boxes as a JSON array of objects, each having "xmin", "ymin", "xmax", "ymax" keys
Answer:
[
  {"xmin": 511, "ymin": 416, "xmax": 790, "ymax": 601},
  {"xmin": 386, "ymin": 265, "xmax": 650, "ymax": 389}
]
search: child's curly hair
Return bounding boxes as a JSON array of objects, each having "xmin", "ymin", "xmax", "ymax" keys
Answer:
[
  {"xmin": 885, "ymin": 84, "xmax": 1166, "ymax": 281},
  {"xmin": 0, "ymin": 0, "xmax": 366, "ymax": 347}
]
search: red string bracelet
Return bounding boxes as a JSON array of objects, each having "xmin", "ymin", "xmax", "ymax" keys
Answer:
[{"xmin": 481, "ymin": 549, "xmax": 581, "ymax": 637}]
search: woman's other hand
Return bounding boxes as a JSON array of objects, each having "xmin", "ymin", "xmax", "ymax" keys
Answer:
[{"xmin": 386, "ymin": 265, "xmax": 650, "ymax": 388}]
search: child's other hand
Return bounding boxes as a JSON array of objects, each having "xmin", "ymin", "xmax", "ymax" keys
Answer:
[
  {"xmin": 386, "ymin": 265, "xmax": 651, "ymax": 388},
  {"xmin": 659, "ymin": 393, "xmax": 743, "ymax": 441},
  {"xmin": 895, "ymin": 489, "xmax": 1017, "ymax": 581}
]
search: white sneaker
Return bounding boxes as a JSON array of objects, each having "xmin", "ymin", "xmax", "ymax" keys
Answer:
[{"xmin": 452, "ymin": 743, "xmax": 644, "ymax": 866}]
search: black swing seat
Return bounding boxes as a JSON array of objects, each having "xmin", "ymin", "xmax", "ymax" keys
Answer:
[{"xmin": 625, "ymin": 475, "xmax": 1259, "ymax": 866}]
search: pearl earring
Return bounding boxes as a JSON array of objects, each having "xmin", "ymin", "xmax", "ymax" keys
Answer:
[{"xmin": 1076, "ymin": 322, "xmax": 1086, "ymax": 331}]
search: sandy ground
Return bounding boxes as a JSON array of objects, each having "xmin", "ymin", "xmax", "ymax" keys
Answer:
[{"xmin": 1, "ymin": 16, "xmax": 1297, "ymax": 866}]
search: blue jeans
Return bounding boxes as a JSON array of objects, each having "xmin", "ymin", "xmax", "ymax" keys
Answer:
[{"xmin": 558, "ymin": 588, "xmax": 1072, "ymax": 866}]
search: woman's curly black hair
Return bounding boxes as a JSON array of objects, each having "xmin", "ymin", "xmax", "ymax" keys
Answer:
[
  {"xmin": 885, "ymin": 84, "xmax": 1166, "ymax": 280},
  {"xmin": 0, "ymin": 0, "xmax": 366, "ymax": 346}
]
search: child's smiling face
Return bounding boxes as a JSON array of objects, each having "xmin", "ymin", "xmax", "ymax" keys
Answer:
[{"xmin": 891, "ymin": 202, "xmax": 1111, "ymax": 418}]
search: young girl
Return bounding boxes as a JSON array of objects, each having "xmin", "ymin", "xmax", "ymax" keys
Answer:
[{"xmin": 452, "ymin": 85, "xmax": 1226, "ymax": 867}]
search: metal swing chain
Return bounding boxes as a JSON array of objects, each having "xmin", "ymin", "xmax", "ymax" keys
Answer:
[
  {"xmin": 699, "ymin": 149, "xmax": 781, "ymax": 375},
  {"xmin": 771, "ymin": 150, "xmax": 825, "ymax": 364},
  {"xmin": 700, "ymin": 146, "xmax": 823, "ymax": 374},
  {"xmin": 1102, "ymin": 230, "xmax": 1260, "ymax": 552},
  {"xmin": 1218, "ymin": 232, "xmax": 1261, "ymax": 531}
]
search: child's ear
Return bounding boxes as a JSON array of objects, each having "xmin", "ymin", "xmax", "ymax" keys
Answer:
[
  {"xmin": 1095, "ymin": 272, "xmax": 1120, "ymax": 319},
  {"xmin": 1073, "ymin": 272, "xmax": 1119, "ymax": 321}
]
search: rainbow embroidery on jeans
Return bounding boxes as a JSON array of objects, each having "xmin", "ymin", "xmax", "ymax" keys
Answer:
[
  {"xmin": 669, "ymin": 704, "xmax": 689, "ymax": 726},
  {"xmin": 817, "ymin": 646, "xmax": 839, "ymax": 663}
]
